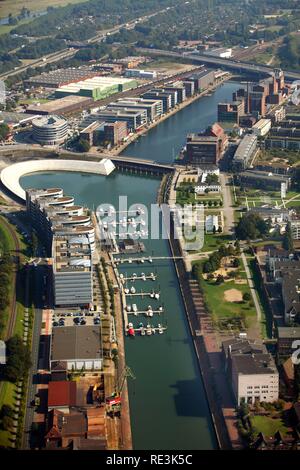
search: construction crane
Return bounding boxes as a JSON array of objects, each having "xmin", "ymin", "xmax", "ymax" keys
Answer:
[{"xmin": 106, "ymin": 365, "xmax": 135, "ymax": 415}]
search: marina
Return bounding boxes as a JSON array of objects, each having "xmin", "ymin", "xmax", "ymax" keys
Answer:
[{"xmin": 19, "ymin": 80, "xmax": 240, "ymax": 450}]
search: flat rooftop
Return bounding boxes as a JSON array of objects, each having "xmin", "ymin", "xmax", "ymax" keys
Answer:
[
  {"xmin": 278, "ymin": 327, "xmax": 300, "ymax": 339},
  {"xmin": 51, "ymin": 325, "xmax": 102, "ymax": 361}
]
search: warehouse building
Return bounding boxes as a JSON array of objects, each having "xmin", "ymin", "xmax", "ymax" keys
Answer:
[
  {"xmin": 55, "ymin": 77, "xmax": 137, "ymax": 101},
  {"xmin": 124, "ymin": 69, "xmax": 157, "ymax": 79},
  {"xmin": 26, "ymin": 95, "xmax": 93, "ymax": 116},
  {"xmin": 50, "ymin": 326, "xmax": 102, "ymax": 372},
  {"xmin": 185, "ymin": 69, "xmax": 215, "ymax": 92},
  {"xmin": 232, "ymin": 134, "xmax": 258, "ymax": 171},
  {"xmin": 32, "ymin": 115, "xmax": 69, "ymax": 145},
  {"xmin": 25, "ymin": 67, "xmax": 100, "ymax": 88}
]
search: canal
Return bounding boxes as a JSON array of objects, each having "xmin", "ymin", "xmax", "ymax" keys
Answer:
[{"xmin": 20, "ymin": 80, "xmax": 242, "ymax": 450}]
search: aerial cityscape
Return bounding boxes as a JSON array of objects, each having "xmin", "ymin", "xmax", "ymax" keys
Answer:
[{"xmin": 1, "ymin": 0, "xmax": 300, "ymax": 458}]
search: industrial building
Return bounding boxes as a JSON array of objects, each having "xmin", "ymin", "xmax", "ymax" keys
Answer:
[
  {"xmin": 124, "ymin": 69, "xmax": 157, "ymax": 79},
  {"xmin": 204, "ymin": 47, "xmax": 232, "ymax": 58},
  {"xmin": 50, "ymin": 326, "xmax": 102, "ymax": 372},
  {"xmin": 52, "ymin": 235, "xmax": 93, "ymax": 307},
  {"xmin": 55, "ymin": 77, "xmax": 137, "ymax": 101},
  {"xmin": 26, "ymin": 95, "xmax": 94, "ymax": 116},
  {"xmin": 25, "ymin": 67, "xmax": 100, "ymax": 88},
  {"xmin": 232, "ymin": 134, "xmax": 258, "ymax": 171},
  {"xmin": 32, "ymin": 115, "xmax": 69, "ymax": 145}
]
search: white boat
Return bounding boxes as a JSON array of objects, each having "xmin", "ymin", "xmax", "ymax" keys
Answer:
[
  {"xmin": 126, "ymin": 305, "xmax": 132, "ymax": 312},
  {"xmin": 158, "ymin": 306, "xmax": 163, "ymax": 312},
  {"xmin": 119, "ymin": 273, "xmax": 124, "ymax": 279},
  {"xmin": 128, "ymin": 322, "xmax": 133, "ymax": 328},
  {"xmin": 140, "ymin": 327, "xmax": 146, "ymax": 336},
  {"xmin": 133, "ymin": 273, "xmax": 137, "ymax": 278},
  {"xmin": 130, "ymin": 286, "xmax": 136, "ymax": 294},
  {"xmin": 158, "ymin": 324, "xmax": 164, "ymax": 334},
  {"xmin": 155, "ymin": 293, "xmax": 160, "ymax": 300},
  {"xmin": 148, "ymin": 257, "xmax": 153, "ymax": 263},
  {"xmin": 140, "ymin": 258, "xmax": 145, "ymax": 263},
  {"xmin": 148, "ymin": 310, "xmax": 153, "ymax": 317},
  {"xmin": 124, "ymin": 288, "xmax": 129, "ymax": 294},
  {"xmin": 132, "ymin": 304, "xmax": 138, "ymax": 312},
  {"xmin": 151, "ymin": 327, "xmax": 156, "ymax": 334},
  {"xmin": 150, "ymin": 292, "xmax": 155, "ymax": 299},
  {"xmin": 146, "ymin": 324, "xmax": 152, "ymax": 335}
]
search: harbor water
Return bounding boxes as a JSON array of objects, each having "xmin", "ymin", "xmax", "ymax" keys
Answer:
[{"xmin": 20, "ymin": 81, "xmax": 242, "ymax": 449}]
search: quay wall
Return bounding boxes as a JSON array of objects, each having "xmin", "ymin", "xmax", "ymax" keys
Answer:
[{"xmin": 0, "ymin": 158, "xmax": 115, "ymax": 201}]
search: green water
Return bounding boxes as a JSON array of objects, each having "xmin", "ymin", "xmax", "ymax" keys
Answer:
[{"xmin": 20, "ymin": 81, "xmax": 242, "ymax": 449}]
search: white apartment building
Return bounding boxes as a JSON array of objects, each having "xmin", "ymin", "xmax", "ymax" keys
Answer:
[
  {"xmin": 252, "ymin": 118, "xmax": 272, "ymax": 137},
  {"xmin": 231, "ymin": 354, "xmax": 279, "ymax": 405}
]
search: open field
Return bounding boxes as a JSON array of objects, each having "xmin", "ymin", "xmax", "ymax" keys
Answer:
[{"xmin": 0, "ymin": 0, "xmax": 88, "ymax": 19}]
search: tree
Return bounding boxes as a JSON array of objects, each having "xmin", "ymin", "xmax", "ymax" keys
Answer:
[
  {"xmin": 77, "ymin": 138, "xmax": 90, "ymax": 153},
  {"xmin": 0, "ymin": 123, "xmax": 10, "ymax": 142},
  {"xmin": 217, "ymin": 226, "xmax": 222, "ymax": 233},
  {"xmin": 282, "ymin": 222, "xmax": 294, "ymax": 252},
  {"xmin": 206, "ymin": 173, "xmax": 219, "ymax": 185},
  {"xmin": 4, "ymin": 336, "xmax": 32, "ymax": 383},
  {"xmin": 236, "ymin": 213, "xmax": 269, "ymax": 240},
  {"xmin": 243, "ymin": 292, "xmax": 251, "ymax": 302},
  {"xmin": 232, "ymin": 257, "xmax": 240, "ymax": 268},
  {"xmin": 215, "ymin": 274, "xmax": 224, "ymax": 285}
]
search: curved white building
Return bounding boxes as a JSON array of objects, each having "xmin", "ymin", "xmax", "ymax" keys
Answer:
[{"xmin": 32, "ymin": 115, "xmax": 69, "ymax": 145}]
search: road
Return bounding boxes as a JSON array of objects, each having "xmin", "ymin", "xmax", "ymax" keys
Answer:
[
  {"xmin": 241, "ymin": 250, "xmax": 262, "ymax": 322},
  {"xmin": 0, "ymin": 7, "xmax": 177, "ymax": 81},
  {"xmin": 219, "ymin": 173, "xmax": 235, "ymax": 236},
  {"xmin": 137, "ymin": 48, "xmax": 300, "ymax": 81},
  {"xmin": 22, "ymin": 264, "xmax": 48, "ymax": 449}
]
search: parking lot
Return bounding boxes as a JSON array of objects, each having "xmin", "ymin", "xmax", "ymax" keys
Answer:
[{"xmin": 51, "ymin": 309, "xmax": 102, "ymax": 328}]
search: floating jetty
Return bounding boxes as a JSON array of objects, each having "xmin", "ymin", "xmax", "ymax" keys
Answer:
[
  {"xmin": 126, "ymin": 323, "xmax": 167, "ymax": 336},
  {"xmin": 114, "ymin": 255, "xmax": 183, "ymax": 264},
  {"xmin": 124, "ymin": 290, "xmax": 160, "ymax": 299},
  {"xmin": 125, "ymin": 307, "xmax": 164, "ymax": 317},
  {"xmin": 119, "ymin": 273, "xmax": 156, "ymax": 282}
]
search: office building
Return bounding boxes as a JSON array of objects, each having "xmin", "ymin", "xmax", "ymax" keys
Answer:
[
  {"xmin": 52, "ymin": 235, "xmax": 93, "ymax": 307},
  {"xmin": 237, "ymin": 170, "xmax": 290, "ymax": 191},
  {"xmin": 163, "ymin": 82, "xmax": 186, "ymax": 103},
  {"xmin": 108, "ymin": 98, "xmax": 161, "ymax": 122},
  {"xmin": 141, "ymin": 90, "xmax": 172, "ymax": 113},
  {"xmin": 182, "ymin": 80, "xmax": 195, "ymax": 97},
  {"xmin": 232, "ymin": 134, "xmax": 257, "ymax": 171},
  {"xmin": 217, "ymin": 101, "xmax": 244, "ymax": 124},
  {"xmin": 185, "ymin": 123, "xmax": 227, "ymax": 166},
  {"xmin": 185, "ymin": 69, "xmax": 215, "ymax": 92},
  {"xmin": 277, "ymin": 327, "xmax": 300, "ymax": 357},
  {"xmin": 94, "ymin": 121, "xmax": 128, "ymax": 146},
  {"xmin": 80, "ymin": 121, "xmax": 105, "ymax": 146},
  {"xmin": 32, "ymin": 115, "xmax": 69, "ymax": 145},
  {"xmin": 252, "ymin": 118, "xmax": 272, "ymax": 137},
  {"xmin": 97, "ymin": 107, "xmax": 147, "ymax": 131},
  {"xmin": 222, "ymin": 337, "xmax": 279, "ymax": 405}
]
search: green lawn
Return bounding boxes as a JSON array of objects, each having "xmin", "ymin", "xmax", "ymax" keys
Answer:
[
  {"xmin": 250, "ymin": 415, "xmax": 289, "ymax": 438},
  {"xmin": 201, "ymin": 233, "xmax": 232, "ymax": 252},
  {"xmin": 200, "ymin": 274, "xmax": 256, "ymax": 320}
]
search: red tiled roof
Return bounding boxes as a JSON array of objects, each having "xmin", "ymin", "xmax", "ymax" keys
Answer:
[{"xmin": 48, "ymin": 381, "xmax": 77, "ymax": 407}]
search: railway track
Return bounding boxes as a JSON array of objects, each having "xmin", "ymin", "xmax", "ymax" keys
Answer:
[{"xmin": 0, "ymin": 215, "xmax": 20, "ymax": 339}]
